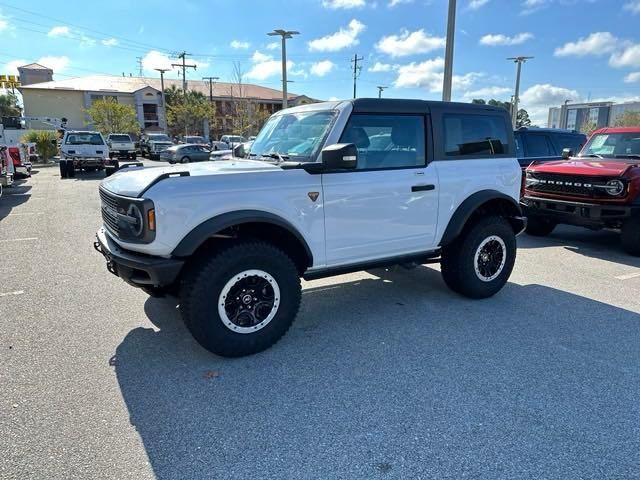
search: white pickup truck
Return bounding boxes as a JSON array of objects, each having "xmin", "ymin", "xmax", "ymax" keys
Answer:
[
  {"xmin": 95, "ymin": 99, "xmax": 525, "ymax": 357},
  {"xmin": 60, "ymin": 130, "xmax": 108, "ymax": 172},
  {"xmin": 106, "ymin": 134, "xmax": 137, "ymax": 160}
]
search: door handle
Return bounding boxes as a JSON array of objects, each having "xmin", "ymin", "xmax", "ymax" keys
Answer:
[{"xmin": 411, "ymin": 184, "xmax": 435, "ymax": 192}]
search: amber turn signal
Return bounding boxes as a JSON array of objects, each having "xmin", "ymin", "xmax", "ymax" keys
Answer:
[{"xmin": 147, "ymin": 209, "xmax": 156, "ymax": 231}]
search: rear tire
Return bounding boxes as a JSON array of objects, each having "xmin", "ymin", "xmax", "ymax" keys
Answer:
[
  {"xmin": 181, "ymin": 156, "xmax": 190, "ymax": 164},
  {"xmin": 621, "ymin": 216, "xmax": 640, "ymax": 256},
  {"xmin": 441, "ymin": 216, "xmax": 517, "ymax": 299},
  {"xmin": 180, "ymin": 242, "xmax": 301, "ymax": 357},
  {"xmin": 525, "ymin": 216, "xmax": 556, "ymax": 237}
]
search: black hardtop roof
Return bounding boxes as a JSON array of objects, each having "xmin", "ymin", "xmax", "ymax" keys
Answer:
[
  {"xmin": 517, "ymin": 127, "xmax": 585, "ymax": 136},
  {"xmin": 350, "ymin": 98, "xmax": 510, "ymax": 115}
]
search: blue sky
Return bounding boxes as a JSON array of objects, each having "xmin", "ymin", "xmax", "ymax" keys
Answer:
[{"xmin": 3, "ymin": 0, "xmax": 640, "ymax": 124}]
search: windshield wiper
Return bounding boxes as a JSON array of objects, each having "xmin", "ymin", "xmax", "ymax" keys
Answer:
[{"xmin": 259, "ymin": 152, "xmax": 290, "ymax": 163}]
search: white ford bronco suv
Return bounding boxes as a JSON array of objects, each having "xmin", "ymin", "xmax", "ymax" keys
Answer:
[{"xmin": 94, "ymin": 99, "xmax": 525, "ymax": 357}]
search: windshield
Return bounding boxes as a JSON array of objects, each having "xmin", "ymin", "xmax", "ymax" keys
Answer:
[
  {"xmin": 249, "ymin": 110, "xmax": 336, "ymax": 161},
  {"xmin": 65, "ymin": 133, "xmax": 104, "ymax": 145},
  {"xmin": 109, "ymin": 135, "xmax": 131, "ymax": 142},
  {"xmin": 185, "ymin": 136, "xmax": 205, "ymax": 143},
  {"xmin": 580, "ymin": 132, "xmax": 640, "ymax": 159},
  {"xmin": 149, "ymin": 134, "xmax": 170, "ymax": 142}
]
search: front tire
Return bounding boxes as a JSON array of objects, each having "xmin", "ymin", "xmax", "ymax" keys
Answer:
[
  {"xmin": 525, "ymin": 216, "xmax": 556, "ymax": 237},
  {"xmin": 180, "ymin": 242, "xmax": 301, "ymax": 357},
  {"xmin": 621, "ymin": 216, "xmax": 640, "ymax": 256},
  {"xmin": 441, "ymin": 216, "xmax": 517, "ymax": 299}
]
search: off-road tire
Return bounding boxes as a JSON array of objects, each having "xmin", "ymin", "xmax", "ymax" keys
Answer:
[
  {"xmin": 131, "ymin": 153, "xmax": 137, "ymax": 160},
  {"xmin": 180, "ymin": 242, "xmax": 301, "ymax": 357},
  {"xmin": 441, "ymin": 216, "xmax": 517, "ymax": 299},
  {"xmin": 525, "ymin": 216, "xmax": 556, "ymax": 237},
  {"xmin": 621, "ymin": 216, "xmax": 640, "ymax": 256}
]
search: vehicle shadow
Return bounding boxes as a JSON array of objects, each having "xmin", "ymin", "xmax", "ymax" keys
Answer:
[
  {"xmin": 0, "ymin": 180, "xmax": 33, "ymax": 222},
  {"xmin": 519, "ymin": 225, "xmax": 640, "ymax": 268},
  {"xmin": 114, "ymin": 266, "xmax": 640, "ymax": 479}
]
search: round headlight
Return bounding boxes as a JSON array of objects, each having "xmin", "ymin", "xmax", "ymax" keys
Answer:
[
  {"xmin": 127, "ymin": 204, "xmax": 144, "ymax": 236},
  {"xmin": 605, "ymin": 179, "xmax": 625, "ymax": 196}
]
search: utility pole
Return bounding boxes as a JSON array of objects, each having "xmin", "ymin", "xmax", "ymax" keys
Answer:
[
  {"xmin": 507, "ymin": 56, "xmax": 534, "ymax": 129},
  {"xmin": 155, "ymin": 68, "xmax": 169, "ymax": 131},
  {"xmin": 202, "ymin": 76, "xmax": 220, "ymax": 103},
  {"xmin": 136, "ymin": 57, "xmax": 143, "ymax": 76},
  {"xmin": 267, "ymin": 29, "xmax": 300, "ymax": 109},
  {"xmin": 442, "ymin": 0, "xmax": 457, "ymax": 102},
  {"xmin": 377, "ymin": 86, "xmax": 388, "ymax": 98},
  {"xmin": 172, "ymin": 51, "xmax": 197, "ymax": 93},
  {"xmin": 351, "ymin": 54, "xmax": 364, "ymax": 99}
]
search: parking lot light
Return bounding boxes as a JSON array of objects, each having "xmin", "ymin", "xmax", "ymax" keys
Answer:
[{"xmin": 267, "ymin": 29, "xmax": 300, "ymax": 109}]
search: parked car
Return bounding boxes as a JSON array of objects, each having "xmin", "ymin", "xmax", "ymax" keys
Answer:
[
  {"xmin": 160, "ymin": 144, "xmax": 211, "ymax": 163},
  {"xmin": 522, "ymin": 127, "xmax": 640, "ymax": 255},
  {"xmin": 60, "ymin": 130, "xmax": 108, "ymax": 172},
  {"xmin": 95, "ymin": 98, "xmax": 525, "ymax": 357},
  {"xmin": 139, "ymin": 133, "xmax": 174, "ymax": 159},
  {"xmin": 210, "ymin": 141, "xmax": 229, "ymax": 151},
  {"xmin": 106, "ymin": 134, "xmax": 137, "ymax": 160},
  {"xmin": 7, "ymin": 146, "xmax": 31, "ymax": 178},
  {"xmin": 179, "ymin": 135, "xmax": 208, "ymax": 146},
  {"xmin": 220, "ymin": 135, "xmax": 246, "ymax": 148},
  {"xmin": 515, "ymin": 127, "xmax": 586, "ymax": 168}
]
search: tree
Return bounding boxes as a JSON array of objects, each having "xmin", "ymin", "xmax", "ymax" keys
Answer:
[
  {"xmin": 166, "ymin": 93, "xmax": 216, "ymax": 138},
  {"xmin": 579, "ymin": 119, "xmax": 598, "ymax": 135},
  {"xmin": 0, "ymin": 92, "xmax": 21, "ymax": 117},
  {"xmin": 85, "ymin": 98, "xmax": 140, "ymax": 135},
  {"xmin": 517, "ymin": 109, "xmax": 531, "ymax": 128},
  {"xmin": 21, "ymin": 130, "xmax": 58, "ymax": 162},
  {"xmin": 614, "ymin": 110, "xmax": 640, "ymax": 127}
]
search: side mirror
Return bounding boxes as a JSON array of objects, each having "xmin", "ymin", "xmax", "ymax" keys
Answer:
[
  {"xmin": 321, "ymin": 143, "xmax": 358, "ymax": 170},
  {"xmin": 562, "ymin": 148, "xmax": 573, "ymax": 160},
  {"xmin": 234, "ymin": 143, "xmax": 246, "ymax": 158}
]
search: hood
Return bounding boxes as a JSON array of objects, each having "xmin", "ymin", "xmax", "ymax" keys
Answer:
[
  {"xmin": 527, "ymin": 158, "xmax": 637, "ymax": 177},
  {"xmin": 100, "ymin": 159, "xmax": 280, "ymax": 197}
]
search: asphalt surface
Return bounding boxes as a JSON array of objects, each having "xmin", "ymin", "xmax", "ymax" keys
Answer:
[{"xmin": 1, "ymin": 161, "xmax": 640, "ymax": 480}]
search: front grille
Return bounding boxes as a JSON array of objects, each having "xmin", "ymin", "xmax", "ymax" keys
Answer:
[
  {"xmin": 99, "ymin": 188, "xmax": 121, "ymax": 237},
  {"xmin": 527, "ymin": 173, "xmax": 620, "ymax": 199}
]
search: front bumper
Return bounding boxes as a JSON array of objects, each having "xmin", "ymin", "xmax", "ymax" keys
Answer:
[
  {"xmin": 521, "ymin": 196, "xmax": 639, "ymax": 227},
  {"xmin": 94, "ymin": 227, "xmax": 184, "ymax": 288}
]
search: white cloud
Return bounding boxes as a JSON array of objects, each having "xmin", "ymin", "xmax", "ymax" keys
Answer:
[
  {"xmin": 230, "ymin": 40, "xmax": 250, "ymax": 49},
  {"xmin": 246, "ymin": 50, "xmax": 297, "ymax": 80},
  {"xmin": 141, "ymin": 50, "xmax": 173, "ymax": 73},
  {"xmin": 393, "ymin": 57, "xmax": 482, "ymax": 93},
  {"xmin": 376, "ymin": 29, "xmax": 446, "ymax": 57},
  {"xmin": 610, "ymin": 43, "xmax": 640, "ymax": 68},
  {"xmin": 37, "ymin": 56, "xmax": 70, "ymax": 73},
  {"xmin": 521, "ymin": 0, "xmax": 548, "ymax": 13},
  {"xmin": 266, "ymin": 42, "xmax": 279, "ymax": 50},
  {"xmin": 624, "ymin": 72, "xmax": 640, "ymax": 83},
  {"xmin": 462, "ymin": 86, "xmax": 512, "ymax": 99},
  {"xmin": 480, "ymin": 32, "xmax": 534, "ymax": 46},
  {"xmin": 468, "ymin": 0, "xmax": 490, "ymax": 10},
  {"xmin": 0, "ymin": 18, "xmax": 8, "ymax": 31},
  {"xmin": 308, "ymin": 19, "xmax": 365, "ymax": 52},
  {"xmin": 322, "ymin": 0, "xmax": 366, "ymax": 8},
  {"xmin": 101, "ymin": 38, "xmax": 118, "ymax": 47},
  {"xmin": 252, "ymin": 51, "xmax": 272, "ymax": 63},
  {"xmin": 80, "ymin": 36, "xmax": 96, "ymax": 48},
  {"xmin": 623, "ymin": 0, "xmax": 640, "ymax": 14},
  {"xmin": 48, "ymin": 26, "xmax": 70, "ymax": 37},
  {"xmin": 389, "ymin": 0, "xmax": 412, "ymax": 6},
  {"xmin": 5, "ymin": 59, "xmax": 27, "ymax": 75},
  {"xmin": 310, "ymin": 60, "xmax": 335, "ymax": 76},
  {"xmin": 554, "ymin": 32, "xmax": 618, "ymax": 57},
  {"xmin": 368, "ymin": 61, "xmax": 395, "ymax": 72},
  {"xmin": 519, "ymin": 83, "xmax": 579, "ymax": 124}
]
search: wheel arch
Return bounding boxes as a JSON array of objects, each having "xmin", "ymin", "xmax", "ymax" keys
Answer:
[
  {"xmin": 172, "ymin": 210, "xmax": 314, "ymax": 273},
  {"xmin": 439, "ymin": 190, "xmax": 525, "ymax": 247}
]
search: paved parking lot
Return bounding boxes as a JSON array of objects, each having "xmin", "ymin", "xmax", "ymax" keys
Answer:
[{"xmin": 2, "ymin": 163, "xmax": 640, "ymax": 480}]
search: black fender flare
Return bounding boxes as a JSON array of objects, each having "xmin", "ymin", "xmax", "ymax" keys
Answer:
[
  {"xmin": 171, "ymin": 210, "xmax": 314, "ymax": 262},
  {"xmin": 439, "ymin": 190, "xmax": 525, "ymax": 247}
]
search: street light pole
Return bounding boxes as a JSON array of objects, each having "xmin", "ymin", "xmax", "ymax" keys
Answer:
[
  {"xmin": 508, "ymin": 56, "xmax": 534, "ymax": 129},
  {"xmin": 268, "ymin": 29, "xmax": 300, "ymax": 109},
  {"xmin": 154, "ymin": 68, "xmax": 169, "ymax": 131},
  {"xmin": 442, "ymin": 0, "xmax": 457, "ymax": 102},
  {"xmin": 377, "ymin": 86, "xmax": 388, "ymax": 98}
]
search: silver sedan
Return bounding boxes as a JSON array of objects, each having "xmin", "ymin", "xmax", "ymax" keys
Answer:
[{"xmin": 160, "ymin": 144, "xmax": 211, "ymax": 164}]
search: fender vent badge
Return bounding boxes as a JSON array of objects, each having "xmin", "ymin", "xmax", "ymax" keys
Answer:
[{"xmin": 308, "ymin": 192, "xmax": 319, "ymax": 202}]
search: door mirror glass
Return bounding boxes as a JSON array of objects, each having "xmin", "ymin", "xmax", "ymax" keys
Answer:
[
  {"xmin": 321, "ymin": 143, "xmax": 358, "ymax": 170},
  {"xmin": 562, "ymin": 148, "xmax": 573, "ymax": 159}
]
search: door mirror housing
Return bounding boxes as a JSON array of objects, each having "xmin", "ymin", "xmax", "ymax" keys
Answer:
[
  {"xmin": 562, "ymin": 148, "xmax": 573, "ymax": 160},
  {"xmin": 321, "ymin": 143, "xmax": 358, "ymax": 170}
]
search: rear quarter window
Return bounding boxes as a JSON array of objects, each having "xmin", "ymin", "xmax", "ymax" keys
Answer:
[{"xmin": 442, "ymin": 113, "xmax": 510, "ymax": 158}]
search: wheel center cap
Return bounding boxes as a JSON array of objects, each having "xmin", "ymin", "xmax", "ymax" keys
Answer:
[
  {"xmin": 481, "ymin": 253, "xmax": 490, "ymax": 262},
  {"xmin": 242, "ymin": 294, "xmax": 253, "ymax": 305}
]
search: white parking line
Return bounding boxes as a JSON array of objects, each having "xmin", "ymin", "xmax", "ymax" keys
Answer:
[
  {"xmin": 0, "ymin": 290, "xmax": 24, "ymax": 298},
  {"xmin": 0, "ymin": 237, "xmax": 39, "ymax": 243},
  {"xmin": 615, "ymin": 271, "xmax": 640, "ymax": 280}
]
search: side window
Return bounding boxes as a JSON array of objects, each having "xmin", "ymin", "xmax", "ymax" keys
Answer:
[
  {"xmin": 443, "ymin": 114, "xmax": 509, "ymax": 157},
  {"xmin": 339, "ymin": 114, "xmax": 426, "ymax": 170},
  {"xmin": 514, "ymin": 133, "xmax": 523, "ymax": 157},
  {"xmin": 524, "ymin": 134, "xmax": 553, "ymax": 157}
]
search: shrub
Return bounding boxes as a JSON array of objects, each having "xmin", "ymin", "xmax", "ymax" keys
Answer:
[{"xmin": 21, "ymin": 130, "xmax": 59, "ymax": 162}]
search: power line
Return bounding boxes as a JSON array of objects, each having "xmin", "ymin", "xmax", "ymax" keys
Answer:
[
  {"xmin": 171, "ymin": 52, "xmax": 197, "ymax": 92},
  {"xmin": 351, "ymin": 54, "xmax": 363, "ymax": 99}
]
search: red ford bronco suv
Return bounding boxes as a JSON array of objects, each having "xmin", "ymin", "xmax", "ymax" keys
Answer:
[{"xmin": 522, "ymin": 127, "xmax": 640, "ymax": 255}]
